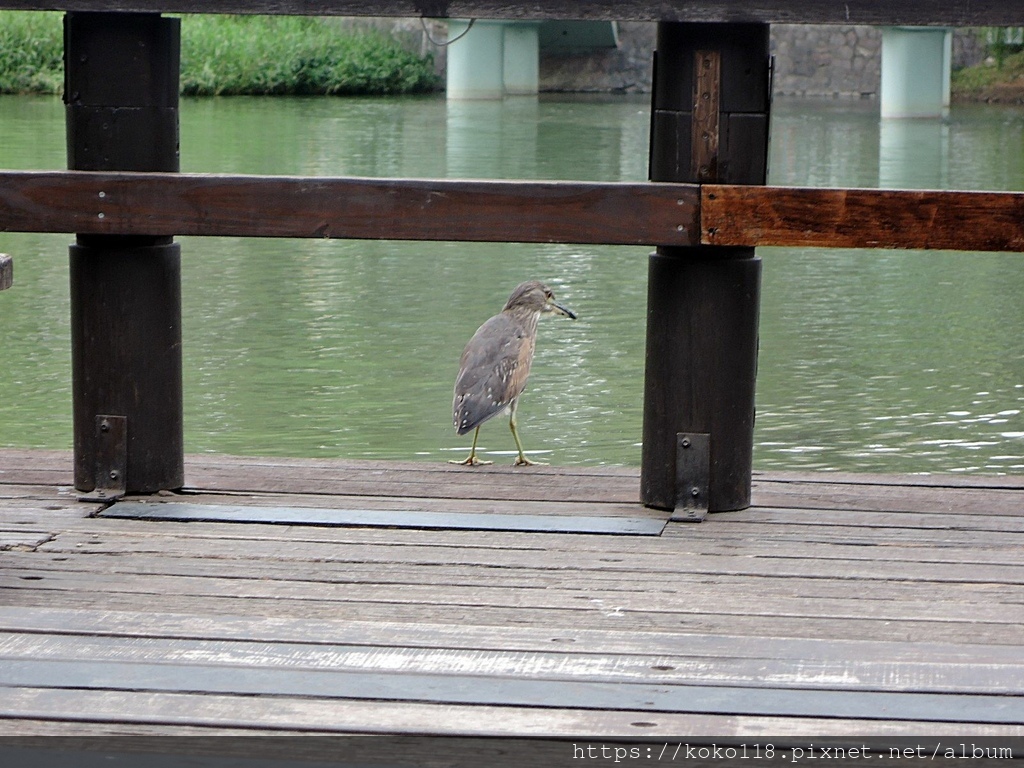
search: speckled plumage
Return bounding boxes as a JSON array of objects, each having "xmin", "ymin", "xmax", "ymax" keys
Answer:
[{"xmin": 451, "ymin": 281, "xmax": 575, "ymax": 466}]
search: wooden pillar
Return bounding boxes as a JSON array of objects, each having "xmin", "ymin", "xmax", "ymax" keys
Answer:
[
  {"xmin": 65, "ymin": 13, "xmax": 183, "ymax": 493},
  {"xmin": 642, "ymin": 23, "xmax": 771, "ymax": 514}
]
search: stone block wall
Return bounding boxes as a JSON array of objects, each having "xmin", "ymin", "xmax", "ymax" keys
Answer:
[
  {"xmin": 367, "ymin": 19, "xmax": 988, "ymax": 97},
  {"xmin": 538, "ymin": 24, "xmax": 986, "ymax": 97}
]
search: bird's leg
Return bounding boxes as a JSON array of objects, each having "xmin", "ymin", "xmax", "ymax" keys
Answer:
[
  {"xmin": 509, "ymin": 399, "xmax": 546, "ymax": 466},
  {"xmin": 449, "ymin": 426, "xmax": 492, "ymax": 466}
]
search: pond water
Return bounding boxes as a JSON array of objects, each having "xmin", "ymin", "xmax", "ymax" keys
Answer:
[{"xmin": 1, "ymin": 94, "xmax": 1022, "ymax": 473}]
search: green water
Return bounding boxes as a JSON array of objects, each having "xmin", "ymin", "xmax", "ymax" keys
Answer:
[{"xmin": 1, "ymin": 94, "xmax": 1022, "ymax": 473}]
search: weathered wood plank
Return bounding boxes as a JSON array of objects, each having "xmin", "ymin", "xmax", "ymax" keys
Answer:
[
  {"xmin": 5, "ymin": 657, "xmax": 1023, "ymax": 724},
  {"xmin": 7, "ymin": 586, "xmax": 1022, "ymax": 644},
  {"xmin": 0, "ymin": 170, "xmax": 699, "ymax": 246},
  {"xmin": 2, "ymin": 1, "xmax": 1023, "ymax": 26},
  {"xmin": 5, "ymin": 606, "xmax": 1021, "ymax": 665},
  {"xmin": 3, "ymin": 450, "xmax": 1024, "ymax": 736},
  {"xmin": 5, "ymin": 564, "xmax": 1020, "ymax": 626},
  {"xmin": 9, "ymin": 552, "xmax": 1024, "ymax": 626},
  {"xmin": 8, "ymin": 172, "xmax": 1024, "ymax": 253},
  {"xmin": 33, "ymin": 506, "xmax": 1024, "ymax": 547},
  {"xmin": 34, "ymin": 528, "xmax": 1024, "ymax": 584},
  {"xmin": 702, "ymin": 185, "xmax": 1024, "ymax": 252},
  {"xmin": 5, "ymin": 687, "xmax": 1023, "ymax": 741},
  {"xmin": 9, "ymin": 524, "xmax": 1024, "ymax": 573},
  {"xmin": 2, "ymin": 631, "xmax": 1021, "ymax": 694}
]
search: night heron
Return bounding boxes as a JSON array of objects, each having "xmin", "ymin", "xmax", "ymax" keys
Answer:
[{"xmin": 451, "ymin": 281, "xmax": 576, "ymax": 466}]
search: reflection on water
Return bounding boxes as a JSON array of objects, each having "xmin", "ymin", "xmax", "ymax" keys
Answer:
[{"xmin": 0, "ymin": 94, "xmax": 1022, "ymax": 473}]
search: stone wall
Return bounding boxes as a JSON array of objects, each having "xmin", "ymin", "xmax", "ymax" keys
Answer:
[
  {"xmin": 367, "ymin": 19, "xmax": 988, "ymax": 97},
  {"xmin": 771, "ymin": 25, "xmax": 880, "ymax": 97},
  {"xmin": 538, "ymin": 24, "xmax": 986, "ymax": 97}
]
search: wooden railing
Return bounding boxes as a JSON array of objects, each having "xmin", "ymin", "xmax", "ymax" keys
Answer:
[
  {"xmin": 3, "ymin": 171, "xmax": 1024, "ymax": 252},
  {"xmin": 2, "ymin": 1, "xmax": 1021, "ymax": 517},
  {"xmin": 3, "ymin": 0, "xmax": 1021, "ymax": 25}
]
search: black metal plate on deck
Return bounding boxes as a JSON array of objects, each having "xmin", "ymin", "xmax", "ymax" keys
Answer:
[{"xmin": 100, "ymin": 501, "xmax": 669, "ymax": 536}]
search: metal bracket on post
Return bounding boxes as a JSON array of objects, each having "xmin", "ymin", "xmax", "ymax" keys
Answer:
[
  {"xmin": 671, "ymin": 432, "xmax": 710, "ymax": 523},
  {"xmin": 79, "ymin": 415, "xmax": 127, "ymax": 502}
]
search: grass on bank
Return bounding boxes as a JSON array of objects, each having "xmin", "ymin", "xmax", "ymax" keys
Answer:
[
  {"xmin": 952, "ymin": 48, "xmax": 1024, "ymax": 103},
  {"xmin": 0, "ymin": 12, "xmax": 440, "ymax": 96}
]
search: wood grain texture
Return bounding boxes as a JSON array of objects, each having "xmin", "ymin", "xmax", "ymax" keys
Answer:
[
  {"xmin": 2, "ymin": 449, "xmax": 1024, "ymax": 739},
  {"xmin": 702, "ymin": 185, "xmax": 1024, "ymax": 252},
  {"xmin": 2, "ymin": 1, "xmax": 1023, "ymax": 25},
  {"xmin": 0, "ymin": 170, "xmax": 699, "ymax": 246}
]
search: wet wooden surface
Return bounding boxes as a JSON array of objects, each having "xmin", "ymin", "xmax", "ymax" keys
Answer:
[{"xmin": 1, "ymin": 449, "xmax": 1023, "ymax": 741}]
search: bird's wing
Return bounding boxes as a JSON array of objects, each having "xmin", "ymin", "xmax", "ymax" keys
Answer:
[{"xmin": 453, "ymin": 314, "xmax": 534, "ymax": 434}]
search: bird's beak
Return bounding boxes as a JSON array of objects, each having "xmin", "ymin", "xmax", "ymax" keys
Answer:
[{"xmin": 549, "ymin": 300, "xmax": 577, "ymax": 320}]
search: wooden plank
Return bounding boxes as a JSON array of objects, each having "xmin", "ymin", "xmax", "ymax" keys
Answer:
[
  {"xmin": 702, "ymin": 185, "xmax": 1024, "ymax": 252},
  {"xmin": 4, "ymin": 606, "xmax": 1021, "ymax": 666},
  {"xmin": 8, "ymin": 587, "xmax": 1021, "ymax": 644},
  {"xmin": 4, "ymin": 657, "xmax": 1023, "ymax": 724},
  {"xmin": 13, "ymin": 526, "xmax": 1024, "ymax": 576},
  {"xmin": 0, "ymin": 170, "xmax": 699, "ymax": 247},
  {"xmin": 2, "ymin": 631, "xmax": 1020, "ymax": 694},
  {"xmin": 691, "ymin": 50, "xmax": 721, "ymax": 182},
  {"xmin": 100, "ymin": 501, "xmax": 669, "ymax": 535},
  {"xmin": 30, "ymin": 506, "xmax": 1024, "ymax": 556},
  {"xmin": 0, "ymin": 254, "xmax": 11, "ymax": 290},
  {"xmin": 2, "ymin": 1, "xmax": 1023, "ymax": 26},
  {"xmin": 34, "ymin": 529, "xmax": 1024, "ymax": 585},
  {"xmin": 4, "ymin": 565, "xmax": 1019, "ymax": 627},
  {"xmin": 5, "ymin": 687, "xmax": 1024, "ymax": 741},
  {"xmin": 31, "ymin": 504, "xmax": 1024, "ymax": 546}
]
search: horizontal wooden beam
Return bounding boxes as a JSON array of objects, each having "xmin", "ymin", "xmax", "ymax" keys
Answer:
[
  {"xmin": 0, "ymin": 171, "xmax": 700, "ymax": 246},
  {"xmin": 6, "ymin": 171, "xmax": 1024, "ymax": 253},
  {"xmin": 1, "ymin": 1, "xmax": 1021, "ymax": 26},
  {"xmin": 701, "ymin": 185, "xmax": 1024, "ymax": 253}
]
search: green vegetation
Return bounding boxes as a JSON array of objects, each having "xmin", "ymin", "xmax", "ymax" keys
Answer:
[
  {"xmin": 0, "ymin": 12, "xmax": 440, "ymax": 96},
  {"xmin": 0, "ymin": 12, "xmax": 64, "ymax": 94},
  {"xmin": 952, "ymin": 28, "xmax": 1024, "ymax": 103},
  {"xmin": 179, "ymin": 16, "xmax": 439, "ymax": 96}
]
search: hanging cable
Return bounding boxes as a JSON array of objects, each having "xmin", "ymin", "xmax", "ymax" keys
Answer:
[{"xmin": 420, "ymin": 17, "xmax": 476, "ymax": 47}]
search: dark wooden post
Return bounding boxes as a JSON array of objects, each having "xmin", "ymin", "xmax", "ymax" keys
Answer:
[
  {"xmin": 66, "ymin": 13, "xmax": 184, "ymax": 494},
  {"xmin": 642, "ymin": 23, "xmax": 771, "ymax": 515},
  {"xmin": 0, "ymin": 254, "xmax": 11, "ymax": 291}
]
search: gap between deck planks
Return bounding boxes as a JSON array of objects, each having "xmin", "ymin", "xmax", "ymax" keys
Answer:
[{"xmin": 1, "ymin": 449, "xmax": 1023, "ymax": 738}]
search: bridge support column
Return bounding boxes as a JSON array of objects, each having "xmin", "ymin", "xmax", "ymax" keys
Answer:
[
  {"xmin": 642, "ymin": 23, "xmax": 770, "ymax": 515},
  {"xmin": 503, "ymin": 22, "xmax": 540, "ymax": 95},
  {"xmin": 66, "ymin": 12, "xmax": 184, "ymax": 494},
  {"xmin": 881, "ymin": 26, "xmax": 952, "ymax": 119},
  {"xmin": 446, "ymin": 20, "xmax": 506, "ymax": 100}
]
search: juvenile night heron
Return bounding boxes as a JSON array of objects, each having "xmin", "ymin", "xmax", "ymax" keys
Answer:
[{"xmin": 451, "ymin": 281, "xmax": 576, "ymax": 466}]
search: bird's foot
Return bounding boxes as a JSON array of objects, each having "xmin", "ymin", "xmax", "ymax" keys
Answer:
[
  {"xmin": 514, "ymin": 455, "xmax": 547, "ymax": 467},
  {"xmin": 449, "ymin": 455, "xmax": 492, "ymax": 466}
]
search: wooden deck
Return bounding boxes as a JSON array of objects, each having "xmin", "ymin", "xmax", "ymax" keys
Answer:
[{"xmin": 1, "ymin": 449, "xmax": 1023, "ymax": 755}]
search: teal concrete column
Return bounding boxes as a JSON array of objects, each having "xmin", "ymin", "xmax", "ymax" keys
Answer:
[
  {"xmin": 503, "ymin": 22, "xmax": 540, "ymax": 96},
  {"xmin": 881, "ymin": 27, "xmax": 952, "ymax": 118},
  {"xmin": 446, "ymin": 20, "xmax": 505, "ymax": 100}
]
